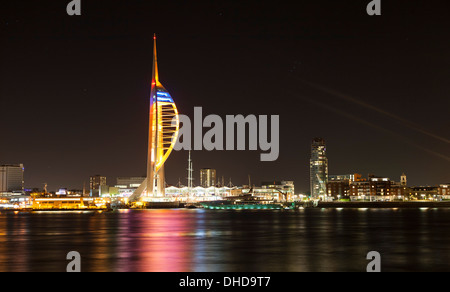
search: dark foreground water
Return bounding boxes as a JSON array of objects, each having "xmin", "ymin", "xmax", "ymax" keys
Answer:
[{"xmin": 1, "ymin": 208, "xmax": 450, "ymax": 272}]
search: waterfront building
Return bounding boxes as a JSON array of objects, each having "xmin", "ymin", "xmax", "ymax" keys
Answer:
[
  {"xmin": 390, "ymin": 174, "xmax": 410, "ymax": 200},
  {"xmin": 408, "ymin": 186, "xmax": 439, "ymax": 200},
  {"xmin": 115, "ymin": 186, "xmax": 138, "ymax": 198},
  {"xmin": 165, "ymin": 181, "xmax": 296, "ymax": 202},
  {"xmin": 346, "ymin": 174, "xmax": 419, "ymax": 201},
  {"xmin": 369, "ymin": 177, "xmax": 392, "ymax": 199},
  {"xmin": 89, "ymin": 175, "xmax": 106, "ymax": 197},
  {"xmin": 256, "ymin": 181, "xmax": 295, "ymax": 201},
  {"xmin": 327, "ymin": 173, "xmax": 369, "ymax": 200},
  {"xmin": 390, "ymin": 181, "xmax": 408, "ymax": 200},
  {"xmin": 165, "ymin": 186, "xmax": 240, "ymax": 201},
  {"xmin": 350, "ymin": 180, "xmax": 371, "ymax": 200},
  {"xmin": 200, "ymin": 169, "xmax": 216, "ymax": 188},
  {"xmin": 349, "ymin": 176, "xmax": 393, "ymax": 201},
  {"xmin": 329, "ymin": 174, "xmax": 353, "ymax": 182},
  {"xmin": 97, "ymin": 186, "xmax": 120, "ymax": 197},
  {"xmin": 129, "ymin": 34, "xmax": 180, "ymax": 202},
  {"xmin": 117, "ymin": 177, "xmax": 146, "ymax": 188},
  {"xmin": 327, "ymin": 180, "xmax": 351, "ymax": 200},
  {"xmin": 439, "ymin": 184, "xmax": 450, "ymax": 199},
  {"xmin": 113, "ymin": 177, "xmax": 146, "ymax": 198},
  {"xmin": 310, "ymin": 138, "xmax": 328, "ymax": 199},
  {"xmin": 32, "ymin": 197, "xmax": 110, "ymax": 210},
  {"xmin": 56, "ymin": 188, "xmax": 69, "ymax": 195},
  {"xmin": 0, "ymin": 164, "xmax": 24, "ymax": 193}
]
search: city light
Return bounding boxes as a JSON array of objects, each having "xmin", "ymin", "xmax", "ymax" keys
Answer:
[{"xmin": 1, "ymin": 1, "xmax": 449, "ymax": 274}]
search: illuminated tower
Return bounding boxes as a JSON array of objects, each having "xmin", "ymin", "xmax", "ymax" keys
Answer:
[
  {"xmin": 130, "ymin": 35, "xmax": 180, "ymax": 201},
  {"xmin": 310, "ymin": 138, "xmax": 328, "ymax": 199},
  {"xmin": 401, "ymin": 173, "xmax": 407, "ymax": 187}
]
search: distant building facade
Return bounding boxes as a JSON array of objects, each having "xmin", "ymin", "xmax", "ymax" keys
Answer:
[
  {"xmin": 114, "ymin": 177, "xmax": 146, "ymax": 198},
  {"xmin": 200, "ymin": 169, "xmax": 216, "ymax": 188},
  {"xmin": 408, "ymin": 186, "xmax": 439, "ymax": 200},
  {"xmin": 327, "ymin": 180, "xmax": 351, "ymax": 199},
  {"xmin": 0, "ymin": 164, "xmax": 24, "ymax": 193},
  {"xmin": 310, "ymin": 138, "xmax": 328, "ymax": 199},
  {"xmin": 327, "ymin": 174, "xmax": 364, "ymax": 200},
  {"xmin": 165, "ymin": 180, "xmax": 296, "ymax": 202},
  {"xmin": 258, "ymin": 181, "xmax": 295, "ymax": 201},
  {"xmin": 116, "ymin": 177, "xmax": 146, "ymax": 189},
  {"xmin": 346, "ymin": 174, "xmax": 414, "ymax": 201},
  {"xmin": 89, "ymin": 175, "xmax": 107, "ymax": 197},
  {"xmin": 440, "ymin": 184, "xmax": 450, "ymax": 198},
  {"xmin": 348, "ymin": 176, "xmax": 393, "ymax": 201},
  {"xmin": 165, "ymin": 186, "xmax": 240, "ymax": 201},
  {"xmin": 368, "ymin": 177, "xmax": 392, "ymax": 198}
]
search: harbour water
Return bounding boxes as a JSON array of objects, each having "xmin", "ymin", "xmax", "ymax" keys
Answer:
[{"xmin": 1, "ymin": 208, "xmax": 450, "ymax": 272}]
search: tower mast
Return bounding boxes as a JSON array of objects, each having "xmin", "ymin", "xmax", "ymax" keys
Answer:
[
  {"xmin": 187, "ymin": 151, "xmax": 194, "ymax": 199},
  {"xmin": 147, "ymin": 33, "xmax": 159, "ymax": 197}
]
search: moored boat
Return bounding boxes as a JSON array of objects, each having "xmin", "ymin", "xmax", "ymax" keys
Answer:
[{"xmin": 200, "ymin": 194, "xmax": 286, "ymax": 210}]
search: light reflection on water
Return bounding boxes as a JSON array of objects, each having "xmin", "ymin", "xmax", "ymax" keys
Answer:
[{"xmin": 1, "ymin": 208, "xmax": 450, "ymax": 272}]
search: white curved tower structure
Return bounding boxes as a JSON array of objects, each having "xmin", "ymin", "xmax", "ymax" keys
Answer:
[{"xmin": 130, "ymin": 35, "xmax": 180, "ymax": 202}]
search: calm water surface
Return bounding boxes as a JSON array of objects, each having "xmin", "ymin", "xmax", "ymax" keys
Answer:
[{"xmin": 1, "ymin": 208, "xmax": 450, "ymax": 272}]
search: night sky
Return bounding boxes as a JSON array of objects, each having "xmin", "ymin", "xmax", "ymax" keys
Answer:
[{"xmin": 1, "ymin": 0, "xmax": 449, "ymax": 192}]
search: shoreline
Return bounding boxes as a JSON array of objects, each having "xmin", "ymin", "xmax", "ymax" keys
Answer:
[
  {"xmin": 3, "ymin": 201, "xmax": 450, "ymax": 212},
  {"xmin": 317, "ymin": 201, "xmax": 450, "ymax": 208}
]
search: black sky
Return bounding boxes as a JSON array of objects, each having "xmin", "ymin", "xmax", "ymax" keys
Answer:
[{"xmin": 1, "ymin": 0, "xmax": 449, "ymax": 192}]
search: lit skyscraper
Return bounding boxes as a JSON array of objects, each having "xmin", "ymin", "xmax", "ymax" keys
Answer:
[{"xmin": 310, "ymin": 138, "xmax": 328, "ymax": 199}]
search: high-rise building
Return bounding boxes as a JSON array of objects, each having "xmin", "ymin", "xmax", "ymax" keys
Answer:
[
  {"xmin": 200, "ymin": 168, "xmax": 216, "ymax": 188},
  {"xmin": 0, "ymin": 164, "xmax": 24, "ymax": 193},
  {"xmin": 90, "ymin": 175, "xmax": 106, "ymax": 197},
  {"xmin": 129, "ymin": 34, "xmax": 180, "ymax": 202},
  {"xmin": 310, "ymin": 138, "xmax": 328, "ymax": 199}
]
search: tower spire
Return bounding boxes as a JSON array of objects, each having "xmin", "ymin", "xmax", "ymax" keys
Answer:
[{"xmin": 152, "ymin": 33, "xmax": 159, "ymax": 84}]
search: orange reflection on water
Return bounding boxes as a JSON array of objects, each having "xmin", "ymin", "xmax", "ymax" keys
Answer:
[
  {"xmin": 117, "ymin": 209, "xmax": 194, "ymax": 272},
  {"xmin": 0, "ymin": 212, "xmax": 31, "ymax": 272}
]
